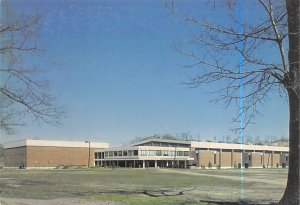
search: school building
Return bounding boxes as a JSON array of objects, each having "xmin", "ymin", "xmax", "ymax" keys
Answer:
[
  {"xmin": 95, "ymin": 138, "xmax": 289, "ymax": 169},
  {"xmin": 3, "ymin": 138, "xmax": 289, "ymax": 169}
]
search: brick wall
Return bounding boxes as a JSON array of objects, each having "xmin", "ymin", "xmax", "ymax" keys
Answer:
[
  {"xmin": 251, "ymin": 152, "xmax": 263, "ymax": 167},
  {"xmin": 26, "ymin": 146, "xmax": 95, "ymax": 168},
  {"xmin": 4, "ymin": 147, "xmax": 26, "ymax": 167},
  {"xmin": 221, "ymin": 151, "xmax": 232, "ymax": 167}
]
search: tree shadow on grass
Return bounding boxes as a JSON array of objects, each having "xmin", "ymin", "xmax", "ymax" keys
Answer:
[{"xmin": 200, "ymin": 200, "xmax": 277, "ymax": 205}]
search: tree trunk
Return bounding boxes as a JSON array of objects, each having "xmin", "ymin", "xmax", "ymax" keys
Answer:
[
  {"xmin": 278, "ymin": 0, "xmax": 299, "ymax": 204},
  {"xmin": 278, "ymin": 90, "xmax": 299, "ymax": 205}
]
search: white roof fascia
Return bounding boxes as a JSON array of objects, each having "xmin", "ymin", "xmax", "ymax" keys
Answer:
[
  {"xmin": 3, "ymin": 139, "xmax": 109, "ymax": 149},
  {"xmin": 191, "ymin": 141, "xmax": 289, "ymax": 152}
]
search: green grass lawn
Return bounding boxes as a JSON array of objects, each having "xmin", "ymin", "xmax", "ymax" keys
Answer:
[{"xmin": 0, "ymin": 168, "xmax": 288, "ymax": 205}]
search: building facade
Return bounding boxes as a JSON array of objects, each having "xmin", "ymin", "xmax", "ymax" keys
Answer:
[
  {"xmin": 3, "ymin": 138, "xmax": 289, "ymax": 169},
  {"xmin": 3, "ymin": 139, "xmax": 108, "ymax": 168},
  {"xmin": 94, "ymin": 139, "xmax": 289, "ymax": 169}
]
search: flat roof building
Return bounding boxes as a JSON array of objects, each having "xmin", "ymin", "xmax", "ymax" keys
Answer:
[
  {"xmin": 3, "ymin": 139, "xmax": 108, "ymax": 168},
  {"xmin": 95, "ymin": 139, "xmax": 289, "ymax": 169},
  {"xmin": 3, "ymin": 138, "xmax": 289, "ymax": 169}
]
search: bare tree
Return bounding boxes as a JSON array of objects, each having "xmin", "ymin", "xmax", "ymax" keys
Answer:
[
  {"xmin": 0, "ymin": 2, "xmax": 64, "ymax": 134},
  {"xmin": 166, "ymin": 0, "xmax": 299, "ymax": 204}
]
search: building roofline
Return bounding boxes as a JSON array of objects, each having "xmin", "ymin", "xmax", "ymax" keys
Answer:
[
  {"xmin": 128, "ymin": 138, "xmax": 191, "ymax": 147},
  {"xmin": 3, "ymin": 139, "xmax": 109, "ymax": 149},
  {"xmin": 191, "ymin": 141, "xmax": 289, "ymax": 152}
]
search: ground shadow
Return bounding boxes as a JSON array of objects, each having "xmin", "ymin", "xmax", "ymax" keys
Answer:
[{"xmin": 200, "ymin": 200, "xmax": 277, "ymax": 205}]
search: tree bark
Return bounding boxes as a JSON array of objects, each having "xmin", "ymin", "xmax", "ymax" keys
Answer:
[
  {"xmin": 279, "ymin": 90, "xmax": 300, "ymax": 205},
  {"xmin": 278, "ymin": 0, "xmax": 299, "ymax": 204}
]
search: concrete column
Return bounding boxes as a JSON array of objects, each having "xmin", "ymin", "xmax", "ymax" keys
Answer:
[
  {"xmin": 117, "ymin": 161, "xmax": 119, "ymax": 167},
  {"xmin": 271, "ymin": 151, "xmax": 274, "ymax": 167},
  {"xmin": 184, "ymin": 160, "xmax": 187, "ymax": 169},
  {"xmin": 231, "ymin": 149, "xmax": 234, "ymax": 168},
  {"xmin": 142, "ymin": 160, "xmax": 145, "ymax": 169},
  {"xmin": 125, "ymin": 161, "xmax": 127, "ymax": 167},
  {"xmin": 263, "ymin": 151, "xmax": 265, "ymax": 167},
  {"xmin": 219, "ymin": 149, "xmax": 222, "ymax": 168},
  {"xmin": 133, "ymin": 160, "xmax": 135, "ymax": 168},
  {"xmin": 155, "ymin": 160, "xmax": 157, "ymax": 168}
]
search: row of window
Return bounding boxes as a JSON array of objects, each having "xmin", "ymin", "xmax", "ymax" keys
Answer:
[
  {"xmin": 140, "ymin": 150, "xmax": 189, "ymax": 157},
  {"xmin": 94, "ymin": 150, "xmax": 189, "ymax": 159}
]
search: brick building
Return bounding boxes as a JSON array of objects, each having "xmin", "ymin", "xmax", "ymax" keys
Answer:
[
  {"xmin": 3, "ymin": 138, "xmax": 288, "ymax": 169},
  {"xmin": 94, "ymin": 139, "xmax": 289, "ymax": 169},
  {"xmin": 3, "ymin": 139, "xmax": 108, "ymax": 168}
]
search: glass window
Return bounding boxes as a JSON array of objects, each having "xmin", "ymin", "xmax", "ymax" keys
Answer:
[
  {"xmin": 128, "ymin": 150, "xmax": 133, "ymax": 156},
  {"xmin": 184, "ymin": 151, "xmax": 189, "ymax": 156},
  {"xmin": 114, "ymin": 151, "xmax": 118, "ymax": 157},
  {"xmin": 118, "ymin": 151, "xmax": 122, "ymax": 156},
  {"xmin": 94, "ymin": 153, "xmax": 98, "ymax": 159},
  {"xmin": 105, "ymin": 152, "xmax": 108, "ymax": 157},
  {"xmin": 123, "ymin": 151, "xmax": 128, "ymax": 156},
  {"xmin": 169, "ymin": 150, "xmax": 175, "ymax": 156},
  {"xmin": 177, "ymin": 151, "xmax": 184, "ymax": 156},
  {"xmin": 109, "ymin": 151, "xmax": 113, "ymax": 157},
  {"xmin": 133, "ymin": 150, "xmax": 138, "ymax": 156},
  {"xmin": 162, "ymin": 150, "xmax": 169, "ymax": 156},
  {"xmin": 156, "ymin": 150, "xmax": 162, "ymax": 156},
  {"xmin": 141, "ymin": 150, "xmax": 148, "ymax": 156}
]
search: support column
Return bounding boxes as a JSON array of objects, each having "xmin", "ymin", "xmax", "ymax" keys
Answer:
[
  {"xmin": 219, "ymin": 149, "xmax": 222, "ymax": 168},
  {"xmin": 155, "ymin": 160, "xmax": 157, "ymax": 168},
  {"xmin": 133, "ymin": 160, "xmax": 136, "ymax": 168},
  {"xmin": 263, "ymin": 151, "xmax": 265, "ymax": 167},
  {"xmin": 231, "ymin": 149, "xmax": 234, "ymax": 168},
  {"xmin": 125, "ymin": 161, "xmax": 127, "ymax": 167},
  {"xmin": 184, "ymin": 160, "xmax": 187, "ymax": 169},
  {"xmin": 271, "ymin": 151, "xmax": 274, "ymax": 167},
  {"xmin": 142, "ymin": 160, "xmax": 145, "ymax": 169}
]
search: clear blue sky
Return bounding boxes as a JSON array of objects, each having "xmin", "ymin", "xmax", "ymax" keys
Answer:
[{"xmin": 3, "ymin": 0, "xmax": 288, "ymax": 146}]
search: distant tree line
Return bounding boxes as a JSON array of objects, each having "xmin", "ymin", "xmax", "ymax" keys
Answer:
[{"xmin": 127, "ymin": 133, "xmax": 288, "ymax": 146}]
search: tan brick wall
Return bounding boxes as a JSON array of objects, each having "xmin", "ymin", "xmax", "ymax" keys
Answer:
[
  {"xmin": 251, "ymin": 152, "xmax": 263, "ymax": 167},
  {"xmin": 4, "ymin": 147, "xmax": 26, "ymax": 167},
  {"xmin": 220, "ymin": 151, "xmax": 232, "ymax": 167},
  {"xmin": 26, "ymin": 146, "xmax": 95, "ymax": 167},
  {"xmin": 232, "ymin": 151, "xmax": 242, "ymax": 166},
  {"xmin": 263, "ymin": 152, "xmax": 272, "ymax": 167},
  {"xmin": 199, "ymin": 151, "xmax": 215, "ymax": 168},
  {"xmin": 273, "ymin": 153, "xmax": 281, "ymax": 167}
]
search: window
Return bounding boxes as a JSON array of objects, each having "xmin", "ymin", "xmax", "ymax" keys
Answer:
[
  {"xmin": 156, "ymin": 150, "xmax": 162, "ymax": 156},
  {"xmin": 123, "ymin": 151, "xmax": 128, "ymax": 156},
  {"xmin": 162, "ymin": 150, "xmax": 169, "ymax": 156},
  {"xmin": 177, "ymin": 151, "xmax": 185, "ymax": 156},
  {"xmin": 105, "ymin": 152, "xmax": 108, "ymax": 157},
  {"xmin": 94, "ymin": 153, "xmax": 98, "ymax": 159},
  {"xmin": 118, "ymin": 151, "xmax": 122, "ymax": 156},
  {"xmin": 169, "ymin": 150, "xmax": 175, "ymax": 156},
  {"xmin": 141, "ymin": 150, "xmax": 148, "ymax": 156},
  {"xmin": 114, "ymin": 151, "xmax": 118, "ymax": 157},
  {"xmin": 184, "ymin": 151, "xmax": 189, "ymax": 156},
  {"xmin": 109, "ymin": 151, "xmax": 113, "ymax": 157},
  {"xmin": 128, "ymin": 150, "xmax": 133, "ymax": 156},
  {"xmin": 133, "ymin": 150, "xmax": 138, "ymax": 156},
  {"xmin": 248, "ymin": 155, "xmax": 251, "ymax": 161}
]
